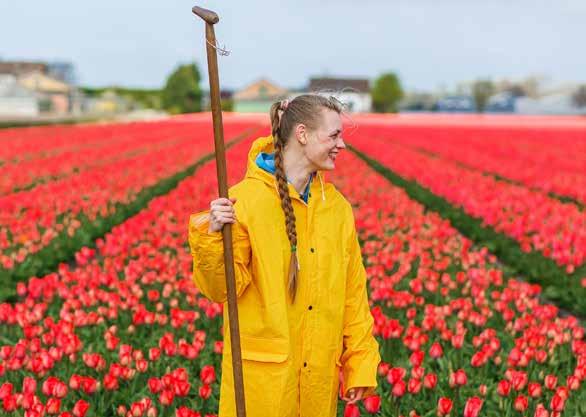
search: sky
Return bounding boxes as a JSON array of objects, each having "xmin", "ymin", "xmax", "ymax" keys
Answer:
[{"xmin": 1, "ymin": 1, "xmax": 585, "ymax": 92}]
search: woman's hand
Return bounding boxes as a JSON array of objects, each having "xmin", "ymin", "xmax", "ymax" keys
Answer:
[
  {"xmin": 208, "ymin": 197, "xmax": 237, "ymax": 233},
  {"xmin": 342, "ymin": 387, "xmax": 367, "ymax": 404}
]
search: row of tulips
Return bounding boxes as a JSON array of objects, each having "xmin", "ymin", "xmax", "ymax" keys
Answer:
[
  {"xmin": 0, "ymin": 122, "xmax": 583, "ymax": 416},
  {"xmin": 348, "ymin": 128, "xmax": 586, "ymax": 274},
  {"xmin": 0, "ymin": 119, "xmax": 217, "ymax": 195},
  {"xmin": 372, "ymin": 124, "xmax": 586, "ymax": 205},
  {"xmin": 1, "ymin": 117, "xmax": 261, "ymax": 278},
  {"xmin": 0, "ymin": 115, "xmax": 214, "ymax": 164}
]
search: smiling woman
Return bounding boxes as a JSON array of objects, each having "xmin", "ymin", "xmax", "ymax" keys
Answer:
[{"xmin": 188, "ymin": 93, "xmax": 380, "ymax": 417}]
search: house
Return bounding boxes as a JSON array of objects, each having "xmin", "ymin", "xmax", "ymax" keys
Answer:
[
  {"xmin": 17, "ymin": 70, "xmax": 71, "ymax": 114},
  {"xmin": 233, "ymin": 78, "xmax": 289, "ymax": 113},
  {"xmin": 0, "ymin": 60, "xmax": 81, "ymax": 115},
  {"xmin": 307, "ymin": 77, "xmax": 371, "ymax": 113},
  {"xmin": 0, "ymin": 74, "xmax": 39, "ymax": 117}
]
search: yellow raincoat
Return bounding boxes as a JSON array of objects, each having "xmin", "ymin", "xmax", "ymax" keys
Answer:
[{"xmin": 188, "ymin": 135, "xmax": 380, "ymax": 417}]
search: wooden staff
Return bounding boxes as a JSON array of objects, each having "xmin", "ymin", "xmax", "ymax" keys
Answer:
[{"xmin": 192, "ymin": 6, "xmax": 247, "ymax": 417}]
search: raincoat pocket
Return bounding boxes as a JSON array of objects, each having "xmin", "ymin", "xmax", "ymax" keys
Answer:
[{"xmin": 240, "ymin": 334, "xmax": 289, "ymax": 363}]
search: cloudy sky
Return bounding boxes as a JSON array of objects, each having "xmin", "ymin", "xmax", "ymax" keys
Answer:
[{"xmin": 1, "ymin": 1, "xmax": 584, "ymax": 91}]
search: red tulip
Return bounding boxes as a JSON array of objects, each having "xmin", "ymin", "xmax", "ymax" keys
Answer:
[
  {"xmin": 103, "ymin": 373, "xmax": 119, "ymax": 391},
  {"xmin": 392, "ymin": 380, "xmax": 406, "ymax": 397},
  {"xmin": 81, "ymin": 377, "xmax": 98, "ymax": 395},
  {"xmin": 53, "ymin": 381, "xmax": 68, "ymax": 399},
  {"xmin": 550, "ymin": 393, "xmax": 565, "ymax": 412},
  {"xmin": 497, "ymin": 380, "xmax": 511, "ymax": 396},
  {"xmin": 387, "ymin": 367, "xmax": 406, "ymax": 385},
  {"xmin": 47, "ymin": 397, "xmax": 61, "ymax": 414},
  {"xmin": 463, "ymin": 397, "xmax": 483, "ymax": 417},
  {"xmin": 544, "ymin": 375, "xmax": 557, "ymax": 390},
  {"xmin": 148, "ymin": 378, "xmax": 162, "ymax": 394},
  {"xmin": 364, "ymin": 395, "xmax": 381, "ymax": 413},
  {"xmin": 451, "ymin": 334, "xmax": 464, "ymax": 349},
  {"xmin": 0, "ymin": 383, "xmax": 13, "ymax": 400},
  {"xmin": 200, "ymin": 365, "xmax": 216, "ymax": 385},
  {"xmin": 377, "ymin": 362, "xmax": 390, "ymax": 376},
  {"xmin": 344, "ymin": 403, "xmax": 360, "ymax": 417},
  {"xmin": 513, "ymin": 395, "xmax": 528, "ymax": 412},
  {"xmin": 3, "ymin": 395, "xmax": 17, "ymax": 412},
  {"xmin": 449, "ymin": 369, "xmax": 467, "ymax": 387},
  {"xmin": 22, "ymin": 377, "xmax": 37, "ymax": 395},
  {"xmin": 437, "ymin": 397, "xmax": 453, "ymax": 416},
  {"xmin": 533, "ymin": 404, "xmax": 549, "ymax": 417},
  {"xmin": 409, "ymin": 350, "xmax": 424, "ymax": 367},
  {"xmin": 136, "ymin": 359, "xmax": 149, "ymax": 373},
  {"xmin": 199, "ymin": 384, "xmax": 212, "ymax": 400},
  {"xmin": 423, "ymin": 373, "xmax": 437, "ymax": 389},
  {"xmin": 159, "ymin": 389, "xmax": 174, "ymax": 406},
  {"xmin": 174, "ymin": 380, "xmax": 191, "ymax": 397},
  {"xmin": 130, "ymin": 402, "xmax": 145, "ymax": 417},
  {"xmin": 566, "ymin": 375, "xmax": 580, "ymax": 390},
  {"xmin": 429, "ymin": 342, "xmax": 443, "ymax": 359},
  {"xmin": 149, "ymin": 348, "xmax": 161, "ymax": 361},
  {"xmin": 72, "ymin": 399, "xmax": 90, "ymax": 417},
  {"xmin": 511, "ymin": 371, "xmax": 528, "ymax": 391},
  {"xmin": 528, "ymin": 382, "xmax": 542, "ymax": 398},
  {"xmin": 407, "ymin": 378, "xmax": 422, "ymax": 394}
]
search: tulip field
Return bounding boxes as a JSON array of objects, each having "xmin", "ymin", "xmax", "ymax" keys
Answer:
[{"xmin": 0, "ymin": 113, "xmax": 585, "ymax": 417}]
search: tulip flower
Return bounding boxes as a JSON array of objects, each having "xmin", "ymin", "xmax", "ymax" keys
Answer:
[
  {"xmin": 463, "ymin": 397, "xmax": 483, "ymax": 417},
  {"xmin": 364, "ymin": 395, "xmax": 381, "ymax": 413},
  {"xmin": 437, "ymin": 397, "xmax": 453, "ymax": 416},
  {"xmin": 344, "ymin": 403, "xmax": 360, "ymax": 417}
]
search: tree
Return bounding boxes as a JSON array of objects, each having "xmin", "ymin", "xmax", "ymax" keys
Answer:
[
  {"xmin": 371, "ymin": 72, "xmax": 404, "ymax": 113},
  {"xmin": 472, "ymin": 79, "xmax": 495, "ymax": 113},
  {"xmin": 161, "ymin": 63, "xmax": 202, "ymax": 114}
]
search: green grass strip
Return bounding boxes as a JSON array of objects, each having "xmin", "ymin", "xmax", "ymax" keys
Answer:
[{"xmin": 349, "ymin": 144, "xmax": 586, "ymax": 319}]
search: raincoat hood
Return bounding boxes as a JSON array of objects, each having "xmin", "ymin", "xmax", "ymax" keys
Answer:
[{"xmin": 245, "ymin": 135, "xmax": 327, "ymax": 203}]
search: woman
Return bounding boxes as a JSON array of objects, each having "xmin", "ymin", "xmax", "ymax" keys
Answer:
[{"xmin": 188, "ymin": 94, "xmax": 380, "ymax": 417}]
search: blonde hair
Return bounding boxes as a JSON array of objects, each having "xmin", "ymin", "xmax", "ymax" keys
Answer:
[{"xmin": 269, "ymin": 94, "xmax": 343, "ymax": 303}]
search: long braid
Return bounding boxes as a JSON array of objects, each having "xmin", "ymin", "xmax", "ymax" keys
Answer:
[
  {"xmin": 270, "ymin": 102, "xmax": 299, "ymax": 303},
  {"xmin": 268, "ymin": 95, "xmax": 343, "ymax": 304}
]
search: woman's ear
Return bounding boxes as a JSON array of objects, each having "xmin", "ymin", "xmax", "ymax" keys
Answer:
[{"xmin": 294, "ymin": 123, "xmax": 307, "ymax": 145}]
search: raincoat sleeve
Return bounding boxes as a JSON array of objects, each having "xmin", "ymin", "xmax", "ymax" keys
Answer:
[
  {"xmin": 339, "ymin": 207, "xmax": 381, "ymax": 399},
  {"xmin": 188, "ymin": 209, "xmax": 252, "ymax": 303}
]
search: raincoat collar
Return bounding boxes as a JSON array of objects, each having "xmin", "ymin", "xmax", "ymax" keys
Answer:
[
  {"xmin": 255, "ymin": 152, "xmax": 314, "ymax": 203},
  {"xmin": 245, "ymin": 135, "xmax": 327, "ymax": 204}
]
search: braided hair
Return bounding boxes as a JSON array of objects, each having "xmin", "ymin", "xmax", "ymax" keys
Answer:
[{"xmin": 268, "ymin": 94, "xmax": 343, "ymax": 303}]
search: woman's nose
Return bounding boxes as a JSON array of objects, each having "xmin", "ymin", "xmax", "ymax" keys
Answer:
[{"xmin": 337, "ymin": 137, "xmax": 346, "ymax": 149}]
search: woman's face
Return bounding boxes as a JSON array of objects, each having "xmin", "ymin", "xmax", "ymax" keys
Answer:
[{"xmin": 302, "ymin": 109, "xmax": 345, "ymax": 171}]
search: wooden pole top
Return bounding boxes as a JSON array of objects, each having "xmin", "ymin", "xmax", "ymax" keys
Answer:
[{"xmin": 192, "ymin": 6, "xmax": 219, "ymax": 24}]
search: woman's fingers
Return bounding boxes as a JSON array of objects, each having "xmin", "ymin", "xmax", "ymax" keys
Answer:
[
  {"xmin": 343, "ymin": 387, "xmax": 365, "ymax": 404},
  {"xmin": 208, "ymin": 197, "xmax": 238, "ymax": 232},
  {"xmin": 211, "ymin": 197, "xmax": 237, "ymax": 207}
]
